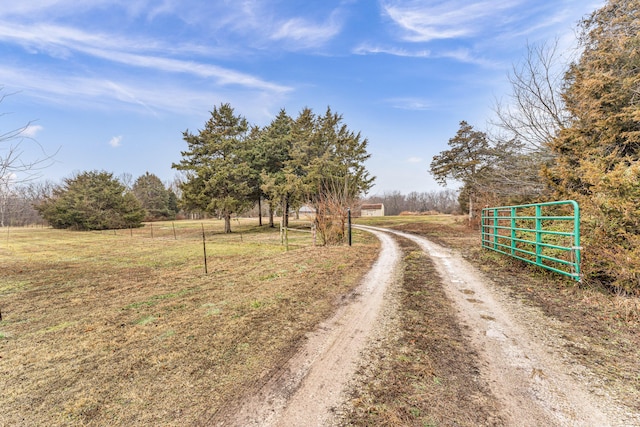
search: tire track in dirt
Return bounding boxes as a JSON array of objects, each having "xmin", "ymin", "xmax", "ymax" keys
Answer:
[
  {"xmin": 359, "ymin": 225, "xmax": 637, "ymax": 427},
  {"xmin": 213, "ymin": 228, "xmax": 400, "ymax": 426}
]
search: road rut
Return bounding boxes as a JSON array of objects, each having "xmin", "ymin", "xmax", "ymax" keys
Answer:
[{"xmin": 359, "ymin": 225, "xmax": 636, "ymax": 427}]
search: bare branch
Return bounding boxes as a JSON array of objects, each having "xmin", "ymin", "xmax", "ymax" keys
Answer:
[
  {"xmin": 1, "ymin": 87, "xmax": 58, "ymax": 226},
  {"xmin": 492, "ymin": 39, "xmax": 572, "ymax": 152}
]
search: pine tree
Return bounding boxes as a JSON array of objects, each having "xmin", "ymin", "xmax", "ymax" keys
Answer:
[
  {"xmin": 172, "ymin": 104, "xmax": 253, "ymax": 233},
  {"xmin": 257, "ymin": 109, "xmax": 296, "ymax": 227},
  {"xmin": 132, "ymin": 172, "xmax": 175, "ymax": 220},
  {"xmin": 36, "ymin": 170, "xmax": 145, "ymax": 230},
  {"xmin": 293, "ymin": 107, "xmax": 374, "ymax": 244},
  {"xmin": 430, "ymin": 121, "xmax": 494, "ymax": 219}
]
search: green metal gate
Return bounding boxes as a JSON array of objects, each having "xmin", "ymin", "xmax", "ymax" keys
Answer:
[{"xmin": 481, "ymin": 200, "xmax": 581, "ymax": 281}]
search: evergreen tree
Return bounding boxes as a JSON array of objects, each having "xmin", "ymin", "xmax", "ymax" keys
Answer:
[
  {"xmin": 167, "ymin": 190, "xmax": 179, "ymax": 217},
  {"xmin": 172, "ymin": 103, "xmax": 253, "ymax": 233},
  {"xmin": 545, "ymin": 0, "xmax": 640, "ymax": 292},
  {"xmin": 36, "ymin": 171, "xmax": 145, "ymax": 230},
  {"xmin": 314, "ymin": 107, "xmax": 374, "ymax": 197},
  {"xmin": 430, "ymin": 121, "xmax": 494, "ymax": 219},
  {"xmin": 243, "ymin": 125, "xmax": 267, "ymax": 226},
  {"xmin": 256, "ymin": 109, "xmax": 294, "ymax": 226},
  {"xmin": 288, "ymin": 107, "xmax": 374, "ymax": 243},
  {"xmin": 132, "ymin": 172, "xmax": 175, "ymax": 220},
  {"xmin": 286, "ymin": 107, "xmax": 374, "ymax": 205}
]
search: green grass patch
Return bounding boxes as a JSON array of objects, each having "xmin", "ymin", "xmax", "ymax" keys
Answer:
[
  {"xmin": 259, "ymin": 270, "xmax": 287, "ymax": 281},
  {"xmin": 157, "ymin": 329, "xmax": 175, "ymax": 340},
  {"xmin": 135, "ymin": 315, "xmax": 157, "ymax": 325},
  {"xmin": 123, "ymin": 288, "xmax": 192, "ymax": 310},
  {"xmin": 0, "ymin": 280, "xmax": 30, "ymax": 295}
]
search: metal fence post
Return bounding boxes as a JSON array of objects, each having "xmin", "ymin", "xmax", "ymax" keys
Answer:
[
  {"xmin": 510, "ymin": 206, "xmax": 516, "ymax": 256},
  {"xmin": 492, "ymin": 208, "xmax": 499, "ymax": 250},
  {"xmin": 347, "ymin": 208, "xmax": 352, "ymax": 247},
  {"xmin": 535, "ymin": 205, "xmax": 543, "ymax": 265}
]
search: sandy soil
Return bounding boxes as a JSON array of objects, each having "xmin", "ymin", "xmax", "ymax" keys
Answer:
[{"xmin": 218, "ymin": 225, "xmax": 639, "ymax": 426}]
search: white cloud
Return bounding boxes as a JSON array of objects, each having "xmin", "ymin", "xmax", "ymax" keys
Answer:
[
  {"xmin": 109, "ymin": 136, "xmax": 123, "ymax": 148},
  {"xmin": 382, "ymin": 0, "xmax": 523, "ymax": 42},
  {"xmin": 22, "ymin": 124, "xmax": 44, "ymax": 137},
  {"xmin": 354, "ymin": 43, "xmax": 498, "ymax": 67},
  {"xmin": 0, "ymin": 22, "xmax": 290, "ymax": 93},
  {"xmin": 270, "ymin": 14, "xmax": 342, "ymax": 48},
  {"xmin": 85, "ymin": 48, "xmax": 291, "ymax": 93},
  {"xmin": 353, "ymin": 44, "xmax": 431, "ymax": 58},
  {"xmin": 437, "ymin": 48, "xmax": 501, "ymax": 68},
  {"xmin": 0, "ymin": 65, "xmax": 288, "ymax": 121},
  {"xmin": 407, "ymin": 156, "xmax": 423, "ymax": 163}
]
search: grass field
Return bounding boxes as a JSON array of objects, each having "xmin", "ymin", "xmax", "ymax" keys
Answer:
[
  {"xmin": 3, "ymin": 214, "xmax": 639, "ymax": 426},
  {"xmin": 0, "ymin": 218, "xmax": 379, "ymax": 426}
]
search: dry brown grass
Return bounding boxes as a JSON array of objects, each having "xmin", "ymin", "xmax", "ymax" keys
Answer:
[{"xmin": 0, "ymin": 219, "xmax": 379, "ymax": 426}]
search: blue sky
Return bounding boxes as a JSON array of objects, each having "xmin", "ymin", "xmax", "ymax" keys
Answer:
[{"xmin": 1, "ymin": 0, "xmax": 602, "ymax": 195}]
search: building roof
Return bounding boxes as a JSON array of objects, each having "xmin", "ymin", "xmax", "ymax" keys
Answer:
[{"xmin": 361, "ymin": 204, "xmax": 383, "ymax": 210}]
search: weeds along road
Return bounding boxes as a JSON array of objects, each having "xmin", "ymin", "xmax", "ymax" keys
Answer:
[
  {"xmin": 358, "ymin": 225, "xmax": 637, "ymax": 427},
  {"xmin": 218, "ymin": 225, "xmax": 637, "ymax": 427}
]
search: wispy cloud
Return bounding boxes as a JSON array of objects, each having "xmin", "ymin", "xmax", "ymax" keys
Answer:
[
  {"xmin": 86, "ymin": 47, "xmax": 291, "ymax": 93},
  {"xmin": 354, "ymin": 42, "xmax": 498, "ymax": 67},
  {"xmin": 353, "ymin": 44, "xmax": 431, "ymax": 57},
  {"xmin": 382, "ymin": 0, "xmax": 523, "ymax": 42},
  {"xmin": 407, "ymin": 156, "xmax": 423, "ymax": 163},
  {"xmin": 0, "ymin": 22, "xmax": 290, "ymax": 94},
  {"xmin": 437, "ymin": 48, "xmax": 501, "ymax": 68},
  {"xmin": 270, "ymin": 13, "xmax": 343, "ymax": 49},
  {"xmin": 0, "ymin": 64, "xmax": 288, "ymax": 120},
  {"xmin": 387, "ymin": 97, "xmax": 433, "ymax": 111},
  {"xmin": 109, "ymin": 135, "xmax": 123, "ymax": 148}
]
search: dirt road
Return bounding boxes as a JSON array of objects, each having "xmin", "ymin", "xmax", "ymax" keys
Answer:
[
  {"xmin": 215, "ymin": 228, "xmax": 400, "ymax": 426},
  {"xmin": 365, "ymin": 225, "xmax": 640, "ymax": 426},
  {"xmin": 220, "ymin": 225, "xmax": 638, "ymax": 426}
]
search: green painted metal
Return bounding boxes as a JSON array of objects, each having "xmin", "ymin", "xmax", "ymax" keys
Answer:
[{"xmin": 481, "ymin": 200, "xmax": 581, "ymax": 281}]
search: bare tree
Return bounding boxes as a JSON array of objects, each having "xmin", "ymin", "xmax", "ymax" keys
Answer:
[
  {"xmin": 118, "ymin": 172, "xmax": 134, "ymax": 190},
  {"xmin": 363, "ymin": 189, "xmax": 459, "ymax": 215},
  {"xmin": 1, "ymin": 180, "xmax": 55, "ymax": 226},
  {"xmin": 1, "ymin": 88, "xmax": 56, "ymax": 226},
  {"xmin": 313, "ymin": 176, "xmax": 361, "ymax": 245},
  {"xmin": 482, "ymin": 40, "xmax": 575, "ymax": 205},
  {"xmin": 492, "ymin": 39, "xmax": 571, "ymax": 153}
]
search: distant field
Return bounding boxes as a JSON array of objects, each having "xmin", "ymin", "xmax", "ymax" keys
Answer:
[{"xmin": 0, "ymin": 218, "xmax": 382, "ymax": 426}]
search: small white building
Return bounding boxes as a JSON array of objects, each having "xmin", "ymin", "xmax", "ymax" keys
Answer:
[
  {"xmin": 360, "ymin": 203, "xmax": 385, "ymax": 217},
  {"xmin": 297, "ymin": 205, "xmax": 316, "ymax": 220}
]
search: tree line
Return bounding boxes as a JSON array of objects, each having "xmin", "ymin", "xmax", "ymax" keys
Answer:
[
  {"xmin": 363, "ymin": 189, "xmax": 458, "ymax": 216},
  {"xmin": 430, "ymin": 0, "xmax": 640, "ymax": 293},
  {"xmin": 172, "ymin": 104, "xmax": 374, "ymax": 243},
  {"xmin": 2, "ymin": 104, "xmax": 375, "ymax": 245},
  {"xmin": 0, "ymin": 173, "xmax": 181, "ymax": 229}
]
